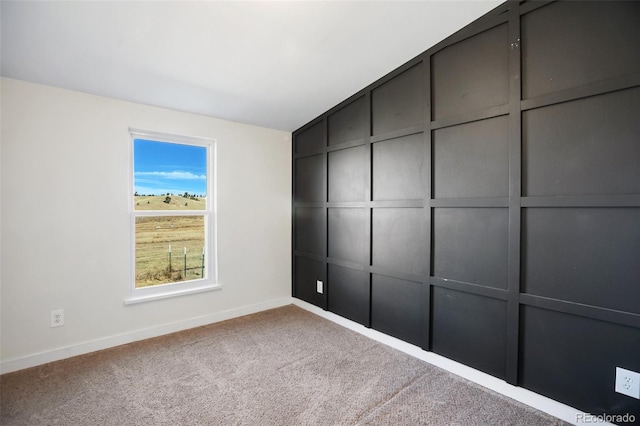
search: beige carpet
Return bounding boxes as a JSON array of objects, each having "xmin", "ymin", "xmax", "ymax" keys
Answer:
[{"xmin": 1, "ymin": 305, "xmax": 567, "ymax": 425}]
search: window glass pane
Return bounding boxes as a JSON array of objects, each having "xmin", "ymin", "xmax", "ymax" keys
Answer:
[
  {"xmin": 135, "ymin": 215, "xmax": 206, "ymax": 288},
  {"xmin": 133, "ymin": 139, "xmax": 207, "ymax": 211}
]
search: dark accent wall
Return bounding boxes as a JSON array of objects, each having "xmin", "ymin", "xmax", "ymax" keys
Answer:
[{"xmin": 292, "ymin": 0, "xmax": 640, "ymax": 420}]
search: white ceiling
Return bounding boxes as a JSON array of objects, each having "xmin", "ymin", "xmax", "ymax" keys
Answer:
[{"xmin": 1, "ymin": 1, "xmax": 502, "ymax": 131}]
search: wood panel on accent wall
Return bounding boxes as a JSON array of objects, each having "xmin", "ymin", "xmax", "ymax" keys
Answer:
[
  {"xmin": 433, "ymin": 116, "xmax": 508, "ymax": 199},
  {"xmin": 328, "ymin": 208, "xmax": 365, "ymax": 265},
  {"xmin": 293, "ymin": 1, "xmax": 640, "ymax": 420},
  {"xmin": 431, "ymin": 287, "xmax": 507, "ymax": 379},
  {"xmin": 294, "ymin": 121, "xmax": 324, "ymax": 154},
  {"xmin": 371, "ymin": 274, "xmax": 423, "ymax": 347},
  {"xmin": 520, "ymin": 307, "xmax": 640, "ymax": 418},
  {"xmin": 328, "ymin": 146, "xmax": 366, "ymax": 202},
  {"xmin": 372, "ymin": 133, "xmax": 426, "ymax": 201},
  {"xmin": 521, "ymin": 0, "xmax": 640, "ymax": 99},
  {"xmin": 328, "ymin": 264, "xmax": 369, "ymax": 326},
  {"xmin": 522, "ymin": 207, "xmax": 640, "ymax": 314},
  {"xmin": 328, "ymin": 96, "xmax": 366, "ymax": 146},
  {"xmin": 431, "ymin": 23, "xmax": 509, "ymax": 121},
  {"xmin": 371, "ymin": 208, "xmax": 428, "ymax": 277},
  {"xmin": 294, "ymin": 207, "xmax": 325, "ymax": 256},
  {"xmin": 522, "ymin": 87, "xmax": 640, "ymax": 197},
  {"xmin": 294, "ymin": 256, "xmax": 325, "ymax": 308},
  {"xmin": 432, "ymin": 208, "xmax": 508, "ymax": 289},
  {"xmin": 371, "ymin": 63, "xmax": 424, "ymax": 136},
  {"xmin": 294, "ymin": 154, "xmax": 324, "ymax": 203}
]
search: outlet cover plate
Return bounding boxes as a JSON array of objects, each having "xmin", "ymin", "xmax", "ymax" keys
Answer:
[
  {"xmin": 316, "ymin": 280, "xmax": 323, "ymax": 294},
  {"xmin": 51, "ymin": 309, "xmax": 64, "ymax": 328},
  {"xmin": 615, "ymin": 367, "xmax": 640, "ymax": 399}
]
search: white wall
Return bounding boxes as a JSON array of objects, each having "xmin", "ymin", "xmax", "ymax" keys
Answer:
[{"xmin": 0, "ymin": 78, "xmax": 292, "ymax": 372}]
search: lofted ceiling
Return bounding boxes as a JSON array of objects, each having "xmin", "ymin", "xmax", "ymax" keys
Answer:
[{"xmin": 1, "ymin": 1, "xmax": 502, "ymax": 131}]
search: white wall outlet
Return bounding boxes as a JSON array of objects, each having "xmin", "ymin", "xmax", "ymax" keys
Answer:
[
  {"xmin": 615, "ymin": 367, "xmax": 640, "ymax": 399},
  {"xmin": 51, "ymin": 309, "xmax": 64, "ymax": 328},
  {"xmin": 316, "ymin": 280, "xmax": 323, "ymax": 294}
]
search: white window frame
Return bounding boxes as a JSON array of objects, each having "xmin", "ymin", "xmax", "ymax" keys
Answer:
[{"xmin": 125, "ymin": 128, "xmax": 219, "ymax": 305}]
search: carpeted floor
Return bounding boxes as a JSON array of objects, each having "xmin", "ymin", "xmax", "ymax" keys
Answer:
[{"xmin": 1, "ymin": 305, "xmax": 568, "ymax": 425}]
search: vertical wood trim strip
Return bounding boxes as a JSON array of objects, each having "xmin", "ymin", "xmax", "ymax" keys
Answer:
[
  {"xmin": 291, "ymin": 136, "xmax": 297, "ymax": 299},
  {"xmin": 423, "ymin": 57, "xmax": 433, "ymax": 351},
  {"xmin": 364, "ymin": 91, "xmax": 373, "ymax": 328},
  {"xmin": 506, "ymin": 3, "xmax": 523, "ymax": 386},
  {"xmin": 322, "ymin": 118, "xmax": 329, "ymax": 310}
]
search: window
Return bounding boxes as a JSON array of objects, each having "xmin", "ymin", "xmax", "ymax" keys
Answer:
[{"xmin": 127, "ymin": 128, "xmax": 218, "ymax": 304}]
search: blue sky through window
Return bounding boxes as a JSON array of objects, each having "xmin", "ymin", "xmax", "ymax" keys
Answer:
[{"xmin": 134, "ymin": 139, "xmax": 207, "ymax": 196}]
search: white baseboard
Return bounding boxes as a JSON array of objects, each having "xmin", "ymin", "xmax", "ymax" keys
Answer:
[
  {"xmin": 1, "ymin": 297, "xmax": 293, "ymax": 375},
  {"xmin": 292, "ymin": 298, "xmax": 605, "ymax": 426}
]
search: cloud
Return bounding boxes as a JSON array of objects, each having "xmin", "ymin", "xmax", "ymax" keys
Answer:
[
  {"xmin": 134, "ymin": 185, "xmax": 206, "ymax": 196},
  {"xmin": 135, "ymin": 171, "xmax": 206, "ymax": 180}
]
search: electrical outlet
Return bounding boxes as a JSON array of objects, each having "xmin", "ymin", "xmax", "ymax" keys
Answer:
[
  {"xmin": 316, "ymin": 280, "xmax": 323, "ymax": 294},
  {"xmin": 51, "ymin": 309, "xmax": 64, "ymax": 328},
  {"xmin": 615, "ymin": 367, "xmax": 640, "ymax": 399}
]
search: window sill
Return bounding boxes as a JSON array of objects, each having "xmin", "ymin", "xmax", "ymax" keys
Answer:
[{"xmin": 124, "ymin": 282, "xmax": 222, "ymax": 305}]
